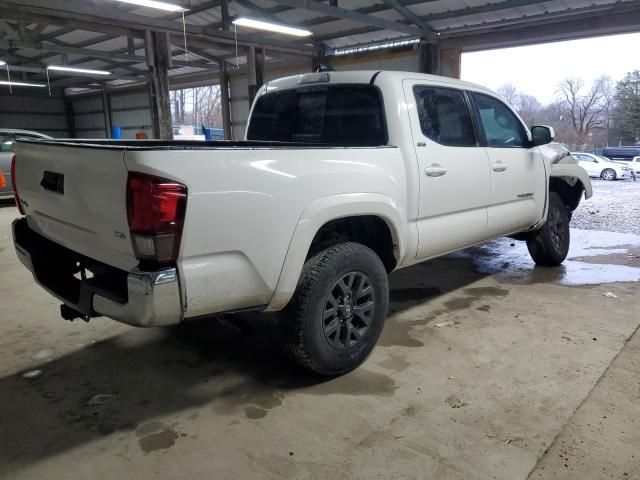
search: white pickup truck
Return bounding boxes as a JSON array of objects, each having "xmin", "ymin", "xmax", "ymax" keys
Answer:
[{"xmin": 11, "ymin": 71, "xmax": 592, "ymax": 375}]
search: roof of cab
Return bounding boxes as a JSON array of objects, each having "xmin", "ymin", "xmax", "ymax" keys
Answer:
[{"xmin": 262, "ymin": 70, "xmax": 495, "ymax": 96}]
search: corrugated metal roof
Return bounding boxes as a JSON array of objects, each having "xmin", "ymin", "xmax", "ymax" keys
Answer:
[{"xmin": 0, "ymin": 0, "xmax": 636, "ymax": 92}]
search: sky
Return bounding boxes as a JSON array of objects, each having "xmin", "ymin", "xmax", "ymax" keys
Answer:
[{"xmin": 461, "ymin": 32, "xmax": 640, "ymax": 105}]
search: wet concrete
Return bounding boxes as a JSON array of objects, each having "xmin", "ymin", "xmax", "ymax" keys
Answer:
[{"xmin": 1, "ymin": 203, "xmax": 640, "ymax": 479}]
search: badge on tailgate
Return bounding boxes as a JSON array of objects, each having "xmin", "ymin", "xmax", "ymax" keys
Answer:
[{"xmin": 40, "ymin": 171, "xmax": 65, "ymax": 194}]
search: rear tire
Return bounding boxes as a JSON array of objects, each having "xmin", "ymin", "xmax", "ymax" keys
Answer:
[
  {"xmin": 280, "ymin": 242, "xmax": 389, "ymax": 376},
  {"xmin": 601, "ymin": 168, "xmax": 616, "ymax": 181},
  {"xmin": 526, "ymin": 192, "xmax": 570, "ymax": 266}
]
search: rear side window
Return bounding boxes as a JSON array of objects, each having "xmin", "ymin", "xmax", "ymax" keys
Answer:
[
  {"xmin": 471, "ymin": 93, "xmax": 527, "ymax": 148},
  {"xmin": 412, "ymin": 86, "xmax": 476, "ymax": 147},
  {"xmin": 247, "ymin": 85, "xmax": 387, "ymax": 146}
]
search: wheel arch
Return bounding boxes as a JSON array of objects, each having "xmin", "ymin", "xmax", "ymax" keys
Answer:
[
  {"xmin": 549, "ymin": 176, "xmax": 586, "ymax": 212},
  {"xmin": 265, "ymin": 193, "xmax": 405, "ymax": 311}
]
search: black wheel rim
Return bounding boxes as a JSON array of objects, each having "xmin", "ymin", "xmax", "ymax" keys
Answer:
[
  {"xmin": 322, "ymin": 271, "xmax": 375, "ymax": 349},
  {"xmin": 548, "ymin": 205, "xmax": 565, "ymax": 252}
]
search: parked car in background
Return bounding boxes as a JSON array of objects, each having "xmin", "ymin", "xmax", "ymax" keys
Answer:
[
  {"xmin": 602, "ymin": 146, "xmax": 640, "ymax": 162},
  {"xmin": 0, "ymin": 129, "xmax": 52, "ymax": 198},
  {"xmin": 571, "ymin": 152, "xmax": 632, "ymax": 181}
]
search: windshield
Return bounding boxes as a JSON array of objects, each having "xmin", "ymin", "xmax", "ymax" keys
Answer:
[{"xmin": 247, "ymin": 84, "xmax": 388, "ymax": 146}]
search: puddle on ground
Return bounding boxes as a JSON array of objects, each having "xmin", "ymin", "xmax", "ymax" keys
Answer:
[
  {"xmin": 380, "ymin": 285, "xmax": 510, "ymax": 348},
  {"xmin": 138, "ymin": 430, "xmax": 180, "ymax": 453},
  {"xmin": 301, "ymin": 368, "xmax": 397, "ymax": 397},
  {"xmin": 450, "ymin": 229, "xmax": 640, "ymax": 286},
  {"xmin": 136, "ymin": 421, "xmax": 181, "ymax": 453},
  {"xmin": 377, "ymin": 353, "xmax": 411, "ymax": 372},
  {"xmin": 211, "ymin": 368, "xmax": 396, "ymax": 420},
  {"xmin": 244, "ymin": 405, "xmax": 268, "ymax": 419},
  {"xmin": 378, "ymin": 314, "xmax": 437, "ymax": 347}
]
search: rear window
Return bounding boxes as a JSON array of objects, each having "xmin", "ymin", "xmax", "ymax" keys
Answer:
[{"xmin": 246, "ymin": 84, "xmax": 388, "ymax": 146}]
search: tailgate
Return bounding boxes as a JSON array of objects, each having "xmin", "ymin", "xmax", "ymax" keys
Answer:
[{"xmin": 14, "ymin": 141, "xmax": 137, "ymax": 272}]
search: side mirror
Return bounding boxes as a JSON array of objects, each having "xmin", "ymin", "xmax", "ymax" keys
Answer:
[{"xmin": 531, "ymin": 125, "xmax": 555, "ymax": 146}]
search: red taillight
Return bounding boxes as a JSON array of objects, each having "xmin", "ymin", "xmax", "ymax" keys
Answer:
[
  {"xmin": 11, "ymin": 155, "xmax": 25, "ymax": 215},
  {"xmin": 126, "ymin": 172, "xmax": 187, "ymax": 265}
]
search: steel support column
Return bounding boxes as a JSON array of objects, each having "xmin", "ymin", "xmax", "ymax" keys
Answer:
[
  {"xmin": 419, "ymin": 42, "xmax": 439, "ymax": 75},
  {"xmin": 439, "ymin": 47, "xmax": 461, "ymax": 79},
  {"xmin": 246, "ymin": 46, "xmax": 258, "ymax": 105},
  {"xmin": 145, "ymin": 31, "xmax": 173, "ymax": 140},
  {"xmin": 102, "ymin": 88, "xmax": 112, "ymax": 138},
  {"xmin": 219, "ymin": 61, "xmax": 232, "ymax": 140}
]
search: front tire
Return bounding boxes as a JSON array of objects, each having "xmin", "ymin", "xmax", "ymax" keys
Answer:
[
  {"xmin": 281, "ymin": 242, "xmax": 389, "ymax": 376},
  {"xmin": 526, "ymin": 192, "xmax": 570, "ymax": 266},
  {"xmin": 601, "ymin": 168, "xmax": 617, "ymax": 181}
]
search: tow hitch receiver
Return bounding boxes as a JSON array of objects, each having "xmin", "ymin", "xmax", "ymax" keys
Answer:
[{"xmin": 60, "ymin": 304, "xmax": 91, "ymax": 322}]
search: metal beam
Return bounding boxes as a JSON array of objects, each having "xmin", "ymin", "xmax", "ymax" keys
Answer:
[
  {"xmin": 29, "ymin": 23, "xmax": 47, "ymax": 39},
  {"xmin": 0, "ymin": 37, "xmax": 148, "ymax": 62},
  {"xmin": 419, "ymin": 0, "xmax": 558, "ymax": 24},
  {"xmin": 0, "ymin": 37, "xmax": 215, "ymax": 69},
  {"xmin": 233, "ymin": 0, "xmax": 287, "ymax": 25},
  {"xmin": 0, "ymin": 0, "xmax": 313, "ymax": 55},
  {"xmin": 0, "ymin": 20, "xmax": 18, "ymax": 39},
  {"xmin": 382, "ymin": 0, "xmax": 433, "ymax": 34},
  {"xmin": 31, "ymin": 1, "xmax": 223, "ymax": 64},
  {"xmin": 267, "ymin": 0, "xmax": 423, "ymax": 35},
  {"xmin": 439, "ymin": 3, "xmax": 640, "ymax": 50}
]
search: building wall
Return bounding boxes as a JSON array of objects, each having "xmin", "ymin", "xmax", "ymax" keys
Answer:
[
  {"xmin": 110, "ymin": 91, "xmax": 153, "ymax": 139},
  {"xmin": 330, "ymin": 49, "xmax": 420, "ymax": 72},
  {"xmin": 71, "ymin": 95, "xmax": 106, "ymax": 139},
  {"xmin": 0, "ymin": 91, "xmax": 70, "ymax": 138},
  {"xmin": 69, "ymin": 89, "xmax": 153, "ymax": 139}
]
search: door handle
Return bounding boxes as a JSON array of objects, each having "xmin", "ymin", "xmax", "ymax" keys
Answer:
[
  {"xmin": 425, "ymin": 164, "xmax": 447, "ymax": 177},
  {"xmin": 492, "ymin": 162, "xmax": 508, "ymax": 172}
]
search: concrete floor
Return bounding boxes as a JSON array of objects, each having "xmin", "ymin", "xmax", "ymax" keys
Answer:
[{"xmin": 1, "ymin": 182, "xmax": 639, "ymax": 480}]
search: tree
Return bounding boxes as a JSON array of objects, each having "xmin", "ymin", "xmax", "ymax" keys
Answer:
[
  {"xmin": 517, "ymin": 94, "xmax": 542, "ymax": 126},
  {"xmin": 496, "ymin": 83, "xmax": 542, "ymax": 126},
  {"xmin": 555, "ymin": 76, "xmax": 612, "ymax": 148},
  {"xmin": 497, "ymin": 83, "xmax": 519, "ymax": 107},
  {"xmin": 612, "ymin": 70, "xmax": 640, "ymax": 145}
]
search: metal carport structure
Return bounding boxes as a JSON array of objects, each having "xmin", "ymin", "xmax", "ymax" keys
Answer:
[{"xmin": 0, "ymin": 0, "xmax": 639, "ymax": 139}]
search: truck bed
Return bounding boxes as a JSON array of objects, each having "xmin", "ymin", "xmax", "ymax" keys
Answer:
[{"xmin": 22, "ymin": 139, "xmax": 394, "ymax": 150}]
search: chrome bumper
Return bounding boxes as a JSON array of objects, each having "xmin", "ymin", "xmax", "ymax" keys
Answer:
[
  {"xmin": 12, "ymin": 218, "xmax": 182, "ymax": 327},
  {"xmin": 92, "ymin": 268, "xmax": 182, "ymax": 327}
]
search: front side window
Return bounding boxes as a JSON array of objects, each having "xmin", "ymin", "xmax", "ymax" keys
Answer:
[
  {"xmin": 412, "ymin": 86, "xmax": 476, "ymax": 147},
  {"xmin": 471, "ymin": 92, "xmax": 527, "ymax": 148},
  {"xmin": 247, "ymin": 84, "xmax": 387, "ymax": 146}
]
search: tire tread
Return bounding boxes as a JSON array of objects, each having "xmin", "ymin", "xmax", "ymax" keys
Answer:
[{"xmin": 281, "ymin": 242, "xmax": 386, "ymax": 375}]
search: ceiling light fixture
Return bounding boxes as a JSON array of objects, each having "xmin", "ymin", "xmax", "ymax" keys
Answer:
[
  {"xmin": 47, "ymin": 65, "xmax": 111, "ymax": 75},
  {"xmin": 116, "ymin": 0, "xmax": 188, "ymax": 11},
  {"xmin": 0, "ymin": 81, "xmax": 46, "ymax": 88},
  {"xmin": 232, "ymin": 17, "xmax": 312, "ymax": 37},
  {"xmin": 0, "ymin": 60, "xmax": 5, "ymax": 66}
]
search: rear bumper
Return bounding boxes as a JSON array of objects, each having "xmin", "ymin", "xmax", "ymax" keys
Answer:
[{"xmin": 12, "ymin": 217, "xmax": 182, "ymax": 327}]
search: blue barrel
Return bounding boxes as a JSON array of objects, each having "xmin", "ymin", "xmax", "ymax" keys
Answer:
[
  {"xmin": 203, "ymin": 127, "xmax": 214, "ymax": 141},
  {"xmin": 111, "ymin": 126, "xmax": 122, "ymax": 139}
]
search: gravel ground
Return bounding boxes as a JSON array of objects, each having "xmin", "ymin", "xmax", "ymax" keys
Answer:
[{"xmin": 572, "ymin": 178, "xmax": 640, "ymax": 235}]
